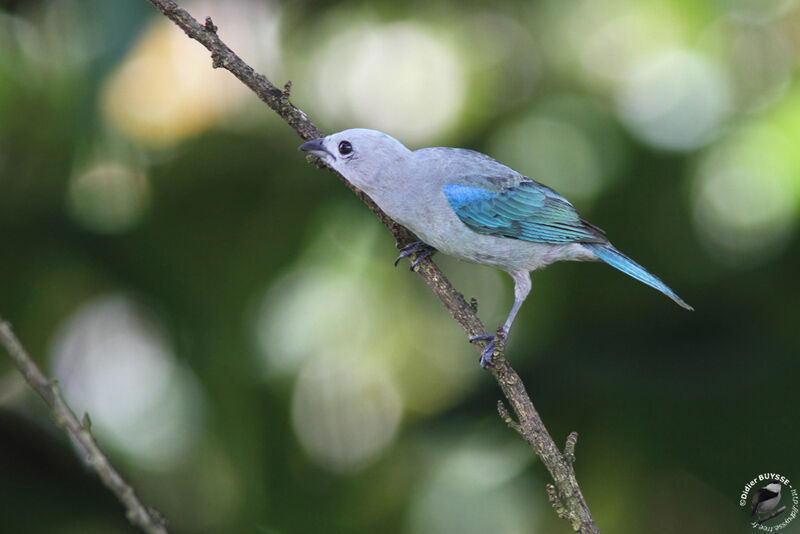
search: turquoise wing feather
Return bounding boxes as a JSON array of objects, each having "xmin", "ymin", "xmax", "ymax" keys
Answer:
[{"xmin": 443, "ymin": 179, "xmax": 606, "ymax": 245}]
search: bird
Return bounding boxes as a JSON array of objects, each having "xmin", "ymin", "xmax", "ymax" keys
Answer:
[
  {"xmin": 300, "ymin": 128, "xmax": 692, "ymax": 367},
  {"xmin": 751, "ymin": 482, "xmax": 782, "ymax": 517}
]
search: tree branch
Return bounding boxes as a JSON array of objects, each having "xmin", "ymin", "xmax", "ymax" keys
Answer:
[
  {"xmin": 144, "ymin": 2, "xmax": 601, "ymax": 531},
  {"xmin": 757, "ymin": 506, "xmax": 787, "ymax": 525},
  {"xmin": 0, "ymin": 320, "xmax": 168, "ymax": 534}
]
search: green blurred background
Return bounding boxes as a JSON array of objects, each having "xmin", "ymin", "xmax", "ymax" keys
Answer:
[{"xmin": 1, "ymin": 0, "xmax": 799, "ymax": 532}]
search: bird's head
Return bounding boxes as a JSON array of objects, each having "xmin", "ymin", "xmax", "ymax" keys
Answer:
[
  {"xmin": 766, "ymin": 482, "xmax": 782, "ymax": 494},
  {"xmin": 299, "ymin": 128, "xmax": 412, "ymax": 192}
]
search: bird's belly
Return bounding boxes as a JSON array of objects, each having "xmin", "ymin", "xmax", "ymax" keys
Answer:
[
  {"xmin": 406, "ymin": 213, "xmax": 594, "ymax": 272},
  {"xmin": 757, "ymin": 495, "xmax": 780, "ymax": 513},
  {"xmin": 377, "ymin": 188, "xmax": 596, "ymax": 272}
]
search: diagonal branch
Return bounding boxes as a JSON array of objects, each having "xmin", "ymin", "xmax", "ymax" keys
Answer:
[
  {"xmin": 145, "ymin": 2, "xmax": 601, "ymax": 532},
  {"xmin": 757, "ymin": 506, "xmax": 787, "ymax": 525},
  {"xmin": 0, "ymin": 321, "xmax": 168, "ymax": 534}
]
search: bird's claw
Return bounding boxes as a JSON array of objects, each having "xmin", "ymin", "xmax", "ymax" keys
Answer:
[
  {"xmin": 469, "ymin": 328, "xmax": 506, "ymax": 369},
  {"xmin": 394, "ymin": 241, "xmax": 437, "ymax": 269},
  {"xmin": 479, "ymin": 339, "xmax": 497, "ymax": 368},
  {"xmin": 394, "ymin": 241, "xmax": 424, "ymax": 266},
  {"xmin": 469, "ymin": 333, "xmax": 501, "ymax": 368}
]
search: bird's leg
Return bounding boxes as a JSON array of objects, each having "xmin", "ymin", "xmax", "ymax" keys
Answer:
[
  {"xmin": 470, "ymin": 271, "xmax": 531, "ymax": 368},
  {"xmin": 471, "ymin": 298, "xmax": 521, "ymax": 368},
  {"xmin": 394, "ymin": 241, "xmax": 437, "ymax": 270}
]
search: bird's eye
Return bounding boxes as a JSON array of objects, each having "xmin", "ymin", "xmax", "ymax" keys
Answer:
[{"xmin": 338, "ymin": 141, "xmax": 353, "ymax": 155}]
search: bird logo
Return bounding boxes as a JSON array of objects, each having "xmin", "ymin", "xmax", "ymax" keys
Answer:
[
  {"xmin": 751, "ymin": 482, "xmax": 782, "ymax": 520},
  {"xmin": 739, "ymin": 473, "xmax": 798, "ymax": 530}
]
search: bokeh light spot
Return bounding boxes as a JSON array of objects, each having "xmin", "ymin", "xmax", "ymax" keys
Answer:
[
  {"xmin": 491, "ymin": 117, "xmax": 601, "ymax": 200},
  {"xmin": 574, "ymin": 5, "xmax": 685, "ymax": 90},
  {"xmin": 408, "ymin": 433, "xmax": 537, "ymax": 534},
  {"xmin": 720, "ymin": 0, "xmax": 798, "ymax": 23},
  {"xmin": 101, "ymin": 2, "xmax": 280, "ymax": 146},
  {"xmin": 726, "ymin": 25, "xmax": 793, "ymax": 111},
  {"xmin": 291, "ymin": 356, "xmax": 402, "ymax": 473},
  {"xmin": 692, "ymin": 118, "xmax": 800, "ymax": 264},
  {"xmin": 51, "ymin": 294, "xmax": 204, "ymax": 469},
  {"xmin": 487, "ymin": 97, "xmax": 625, "ymax": 201},
  {"xmin": 309, "ymin": 21, "xmax": 466, "ymax": 144},
  {"xmin": 617, "ymin": 49, "xmax": 730, "ymax": 151},
  {"xmin": 67, "ymin": 160, "xmax": 150, "ymax": 233}
]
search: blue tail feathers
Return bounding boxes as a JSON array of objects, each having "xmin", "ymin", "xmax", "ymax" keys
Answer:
[{"xmin": 581, "ymin": 243, "xmax": 693, "ymax": 311}]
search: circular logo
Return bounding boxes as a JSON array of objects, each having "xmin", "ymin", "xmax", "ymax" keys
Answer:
[{"xmin": 739, "ymin": 472, "xmax": 798, "ymax": 531}]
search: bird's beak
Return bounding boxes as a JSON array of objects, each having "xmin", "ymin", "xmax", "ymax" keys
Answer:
[{"xmin": 298, "ymin": 138, "xmax": 333, "ymax": 159}]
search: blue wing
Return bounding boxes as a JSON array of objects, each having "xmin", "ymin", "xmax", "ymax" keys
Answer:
[{"xmin": 443, "ymin": 179, "xmax": 606, "ymax": 244}]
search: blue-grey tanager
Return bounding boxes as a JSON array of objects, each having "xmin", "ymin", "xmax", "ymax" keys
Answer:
[{"xmin": 300, "ymin": 129, "xmax": 692, "ymax": 367}]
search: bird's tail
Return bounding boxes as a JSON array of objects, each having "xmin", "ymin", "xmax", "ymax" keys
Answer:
[{"xmin": 581, "ymin": 243, "xmax": 693, "ymax": 311}]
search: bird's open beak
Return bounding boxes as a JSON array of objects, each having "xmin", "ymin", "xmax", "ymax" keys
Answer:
[{"xmin": 298, "ymin": 138, "xmax": 333, "ymax": 159}]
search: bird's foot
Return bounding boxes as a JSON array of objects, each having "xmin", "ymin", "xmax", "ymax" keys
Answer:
[
  {"xmin": 469, "ymin": 331, "xmax": 505, "ymax": 368},
  {"xmin": 479, "ymin": 338, "xmax": 497, "ymax": 368},
  {"xmin": 394, "ymin": 241, "xmax": 437, "ymax": 270}
]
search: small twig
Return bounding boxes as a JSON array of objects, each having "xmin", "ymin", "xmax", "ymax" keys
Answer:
[
  {"xmin": 547, "ymin": 483, "xmax": 570, "ymax": 520},
  {"xmin": 757, "ymin": 505, "xmax": 787, "ymax": 525},
  {"xmin": 0, "ymin": 320, "xmax": 168, "ymax": 534},
  {"xmin": 564, "ymin": 432, "xmax": 578, "ymax": 464},
  {"xmin": 202, "ymin": 16, "xmax": 216, "ymax": 33},
  {"xmin": 497, "ymin": 400, "xmax": 523, "ymax": 436},
  {"xmin": 81, "ymin": 411, "xmax": 92, "ymax": 430}
]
